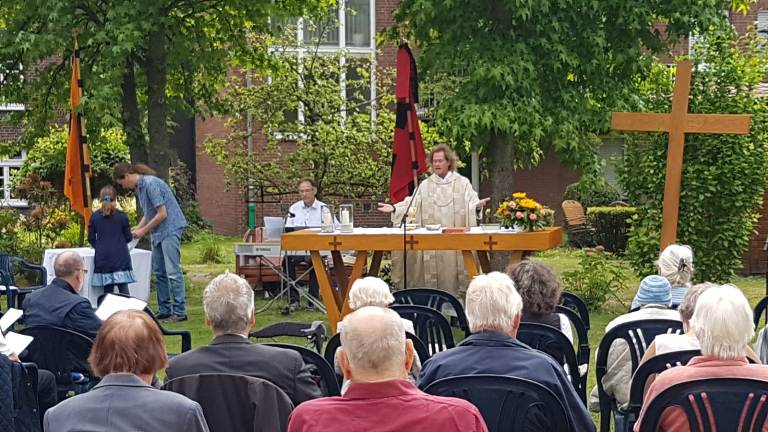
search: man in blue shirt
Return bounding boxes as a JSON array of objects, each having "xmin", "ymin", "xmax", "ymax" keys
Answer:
[
  {"xmin": 114, "ymin": 163, "xmax": 188, "ymax": 322},
  {"xmin": 418, "ymin": 272, "xmax": 595, "ymax": 432}
]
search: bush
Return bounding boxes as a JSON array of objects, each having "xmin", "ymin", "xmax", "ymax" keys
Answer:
[
  {"xmin": 561, "ymin": 247, "xmax": 628, "ymax": 311},
  {"xmin": 0, "ymin": 208, "xmax": 22, "ymax": 255},
  {"xmin": 170, "ymin": 162, "xmax": 212, "ymax": 242},
  {"xmin": 617, "ymin": 26, "xmax": 768, "ymax": 282},
  {"xmin": 587, "ymin": 207, "xmax": 636, "ymax": 254},
  {"xmin": 197, "ymin": 234, "xmax": 224, "ymax": 264},
  {"xmin": 563, "ymin": 179, "xmax": 622, "ymax": 208}
]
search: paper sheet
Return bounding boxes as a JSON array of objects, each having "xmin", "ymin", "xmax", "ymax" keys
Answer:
[
  {"xmin": 95, "ymin": 294, "xmax": 148, "ymax": 321},
  {"xmin": 127, "ymin": 238, "xmax": 139, "ymax": 251},
  {"xmin": 3, "ymin": 332, "xmax": 33, "ymax": 355},
  {"xmin": 0, "ymin": 308, "xmax": 23, "ymax": 335}
]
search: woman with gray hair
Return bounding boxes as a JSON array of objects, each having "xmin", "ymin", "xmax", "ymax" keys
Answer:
[
  {"xmin": 334, "ymin": 277, "xmax": 419, "ymax": 393},
  {"xmin": 657, "ymin": 244, "xmax": 694, "ymax": 307},
  {"xmin": 634, "ymin": 284, "xmax": 768, "ymax": 431}
]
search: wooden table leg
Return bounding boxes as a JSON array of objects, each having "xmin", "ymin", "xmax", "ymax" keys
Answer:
[
  {"xmin": 330, "ymin": 251, "xmax": 348, "ymax": 308},
  {"xmin": 462, "ymin": 250, "xmax": 481, "ymax": 279},
  {"xmin": 508, "ymin": 251, "xmax": 524, "ymax": 267},
  {"xmin": 311, "ymin": 251, "xmax": 341, "ymax": 329},
  {"xmin": 368, "ymin": 251, "xmax": 383, "ymax": 277},
  {"xmin": 340, "ymin": 251, "xmax": 368, "ymax": 318},
  {"xmin": 477, "ymin": 251, "xmax": 492, "ymax": 273}
]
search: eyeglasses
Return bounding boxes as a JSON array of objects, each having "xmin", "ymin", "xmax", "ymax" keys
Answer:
[{"xmin": 76, "ymin": 268, "xmax": 88, "ymax": 274}]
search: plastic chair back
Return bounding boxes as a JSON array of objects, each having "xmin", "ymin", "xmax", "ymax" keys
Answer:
[
  {"xmin": 390, "ymin": 304, "xmax": 455, "ymax": 355},
  {"xmin": 637, "ymin": 377, "xmax": 768, "ymax": 432},
  {"xmin": 163, "ymin": 373, "xmax": 294, "ymax": 432},
  {"xmin": 559, "ymin": 292, "xmax": 590, "ymax": 330},
  {"xmin": 628, "ymin": 349, "xmax": 701, "ymax": 417},
  {"xmin": 0, "ymin": 253, "xmax": 47, "ymax": 310},
  {"xmin": 754, "ymin": 296, "xmax": 768, "ymax": 329},
  {"xmin": 250, "ymin": 321, "xmax": 326, "ymax": 353},
  {"xmin": 262, "ymin": 343, "xmax": 340, "ymax": 396},
  {"xmin": 392, "ymin": 288, "xmax": 470, "ymax": 337},
  {"xmin": 517, "ymin": 322, "xmax": 585, "ymax": 403},
  {"xmin": 423, "ymin": 374, "xmax": 570, "ymax": 432},
  {"xmin": 595, "ymin": 318, "xmax": 683, "ymax": 432}
]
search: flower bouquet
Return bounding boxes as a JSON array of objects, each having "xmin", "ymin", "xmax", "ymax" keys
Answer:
[{"xmin": 495, "ymin": 192, "xmax": 547, "ymax": 232}]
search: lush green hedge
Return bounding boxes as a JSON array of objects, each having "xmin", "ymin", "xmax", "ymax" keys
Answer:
[{"xmin": 587, "ymin": 207, "xmax": 636, "ymax": 254}]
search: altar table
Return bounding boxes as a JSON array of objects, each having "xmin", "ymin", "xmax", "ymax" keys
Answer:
[{"xmin": 281, "ymin": 226, "xmax": 563, "ymax": 329}]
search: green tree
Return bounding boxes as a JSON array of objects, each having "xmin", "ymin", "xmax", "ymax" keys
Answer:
[
  {"xmin": 617, "ymin": 24, "xmax": 768, "ymax": 282},
  {"xmin": 0, "ymin": 0, "xmax": 328, "ymax": 177},
  {"xmin": 390, "ymin": 0, "xmax": 754, "ymax": 206},
  {"xmin": 205, "ymin": 29, "xmax": 394, "ymax": 202}
]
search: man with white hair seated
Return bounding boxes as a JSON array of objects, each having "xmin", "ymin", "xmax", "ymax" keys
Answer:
[
  {"xmin": 288, "ymin": 307, "xmax": 488, "ymax": 432},
  {"xmin": 166, "ymin": 272, "xmax": 321, "ymax": 405},
  {"xmin": 634, "ymin": 284, "xmax": 768, "ymax": 432},
  {"xmin": 418, "ymin": 272, "xmax": 595, "ymax": 432}
]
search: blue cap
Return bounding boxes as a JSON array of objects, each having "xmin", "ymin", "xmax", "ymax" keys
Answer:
[{"xmin": 631, "ymin": 275, "xmax": 672, "ymax": 309}]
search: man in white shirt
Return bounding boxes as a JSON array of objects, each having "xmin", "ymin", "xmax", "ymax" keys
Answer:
[{"xmin": 284, "ymin": 179, "xmax": 324, "ymax": 313}]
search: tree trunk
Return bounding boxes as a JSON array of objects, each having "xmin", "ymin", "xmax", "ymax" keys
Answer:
[
  {"xmin": 121, "ymin": 55, "xmax": 148, "ymax": 164},
  {"xmin": 488, "ymin": 133, "xmax": 516, "ymax": 270},
  {"xmin": 145, "ymin": 28, "xmax": 171, "ymax": 180}
]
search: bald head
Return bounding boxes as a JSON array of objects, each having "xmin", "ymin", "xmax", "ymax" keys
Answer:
[
  {"xmin": 339, "ymin": 306, "xmax": 412, "ymax": 381},
  {"xmin": 54, "ymin": 251, "xmax": 84, "ymax": 278}
]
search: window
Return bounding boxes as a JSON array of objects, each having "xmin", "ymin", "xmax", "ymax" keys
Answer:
[
  {"xmin": 0, "ymin": 150, "xmax": 26, "ymax": 207},
  {"xmin": 758, "ymin": 10, "xmax": 768, "ymax": 38}
]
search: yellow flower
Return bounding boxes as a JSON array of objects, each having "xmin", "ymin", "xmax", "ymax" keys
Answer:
[
  {"xmin": 519, "ymin": 198, "xmax": 537, "ymax": 209},
  {"xmin": 512, "ymin": 192, "xmax": 527, "ymax": 199}
]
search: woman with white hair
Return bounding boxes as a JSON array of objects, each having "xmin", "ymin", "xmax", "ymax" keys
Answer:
[
  {"xmin": 334, "ymin": 277, "xmax": 419, "ymax": 393},
  {"xmin": 634, "ymin": 284, "xmax": 768, "ymax": 431},
  {"xmin": 657, "ymin": 244, "xmax": 694, "ymax": 307}
]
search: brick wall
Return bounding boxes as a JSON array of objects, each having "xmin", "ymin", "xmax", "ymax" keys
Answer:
[{"xmin": 0, "ymin": 113, "xmax": 23, "ymax": 142}]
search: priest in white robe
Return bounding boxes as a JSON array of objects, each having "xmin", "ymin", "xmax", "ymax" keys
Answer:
[{"xmin": 378, "ymin": 144, "xmax": 489, "ymax": 296}]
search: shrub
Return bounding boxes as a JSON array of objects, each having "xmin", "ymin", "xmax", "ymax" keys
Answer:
[
  {"xmin": 617, "ymin": 26, "xmax": 768, "ymax": 282},
  {"xmin": 587, "ymin": 207, "xmax": 636, "ymax": 254},
  {"xmin": 0, "ymin": 208, "xmax": 22, "ymax": 255},
  {"xmin": 561, "ymin": 247, "xmax": 628, "ymax": 310},
  {"xmin": 170, "ymin": 162, "xmax": 212, "ymax": 241},
  {"xmin": 197, "ymin": 234, "xmax": 224, "ymax": 264},
  {"xmin": 562, "ymin": 178, "xmax": 621, "ymax": 208}
]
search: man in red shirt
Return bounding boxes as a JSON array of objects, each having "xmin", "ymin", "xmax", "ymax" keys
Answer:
[{"xmin": 287, "ymin": 306, "xmax": 488, "ymax": 432}]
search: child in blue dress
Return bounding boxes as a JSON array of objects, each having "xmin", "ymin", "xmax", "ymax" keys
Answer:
[{"xmin": 88, "ymin": 185, "xmax": 136, "ymax": 295}]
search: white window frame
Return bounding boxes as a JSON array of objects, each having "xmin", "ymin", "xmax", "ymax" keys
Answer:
[
  {"xmin": 270, "ymin": 0, "xmax": 377, "ymax": 138},
  {"xmin": 0, "ymin": 150, "xmax": 27, "ymax": 207}
]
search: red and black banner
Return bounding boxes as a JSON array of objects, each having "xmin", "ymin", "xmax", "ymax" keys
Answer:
[{"xmin": 389, "ymin": 43, "xmax": 426, "ymax": 203}]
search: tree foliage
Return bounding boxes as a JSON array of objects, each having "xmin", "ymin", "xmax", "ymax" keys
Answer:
[
  {"xmin": 391, "ymin": 0, "xmax": 754, "ymax": 202},
  {"xmin": 205, "ymin": 29, "xmax": 395, "ymax": 201},
  {"xmin": 0, "ymin": 0, "xmax": 328, "ymax": 176},
  {"xmin": 617, "ymin": 23, "xmax": 768, "ymax": 282}
]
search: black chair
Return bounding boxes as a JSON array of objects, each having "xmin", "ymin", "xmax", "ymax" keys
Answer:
[
  {"xmin": 96, "ymin": 293, "xmax": 193, "ymax": 355},
  {"xmin": 18, "ymin": 326, "xmax": 95, "ymax": 401},
  {"xmin": 0, "ymin": 253, "xmax": 47, "ymax": 311},
  {"xmin": 595, "ymin": 318, "xmax": 684, "ymax": 432},
  {"xmin": 249, "ymin": 321, "xmax": 326, "ymax": 353},
  {"xmin": 556, "ymin": 305, "xmax": 591, "ymax": 367},
  {"xmin": 323, "ymin": 331, "xmax": 431, "ymax": 387},
  {"xmin": 389, "ymin": 304, "xmax": 455, "ymax": 355},
  {"xmin": 754, "ymin": 296, "xmax": 768, "ymax": 329},
  {"xmin": 423, "ymin": 374, "xmax": 570, "ymax": 432},
  {"xmin": 559, "ymin": 291, "xmax": 590, "ymax": 330},
  {"xmin": 628, "ymin": 349, "xmax": 701, "ymax": 418},
  {"xmin": 637, "ymin": 377, "xmax": 768, "ymax": 432},
  {"xmin": 516, "ymin": 322, "xmax": 586, "ymax": 404},
  {"xmin": 392, "ymin": 288, "xmax": 471, "ymax": 338},
  {"xmin": 162, "ymin": 373, "xmax": 294, "ymax": 432},
  {"xmin": 262, "ymin": 342, "xmax": 340, "ymax": 396}
]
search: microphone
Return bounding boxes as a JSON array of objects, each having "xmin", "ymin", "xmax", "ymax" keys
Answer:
[
  {"xmin": 400, "ymin": 178, "xmax": 423, "ymax": 289},
  {"xmin": 287, "ymin": 211, "xmax": 296, "ymax": 218},
  {"xmin": 400, "ymin": 181, "xmax": 422, "ymax": 228}
]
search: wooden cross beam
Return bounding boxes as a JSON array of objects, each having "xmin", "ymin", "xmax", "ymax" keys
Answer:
[{"xmin": 611, "ymin": 60, "xmax": 751, "ymax": 250}]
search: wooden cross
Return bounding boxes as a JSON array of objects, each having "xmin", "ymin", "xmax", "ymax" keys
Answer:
[
  {"xmin": 484, "ymin": 237, "xmax": 498, "ymax": 251},
  {"xmin": 405, "ymin": 236, "xmax": 419, "ymax": 249},
  {"xmin": 611, "ymin": 60, "xmax": 751, "ymax": 250},
  {"xmin": 327, "ymin": 237, "xmax": 343, "ymax": 249}
]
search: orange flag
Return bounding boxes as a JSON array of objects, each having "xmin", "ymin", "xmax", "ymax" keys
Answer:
[{"xmin": 64, "ymin": 36, "xmax": 93, "ymax": 227}]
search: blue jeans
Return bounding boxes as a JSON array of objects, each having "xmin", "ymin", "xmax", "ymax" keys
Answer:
[{"xmin": 152, "ymin": 230, "xmax": 186, "ymax": 315}]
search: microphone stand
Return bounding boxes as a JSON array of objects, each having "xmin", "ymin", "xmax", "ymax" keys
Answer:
[{"xmin": 399, "ymin": 180, "xmax": 422, "ymax": 289}]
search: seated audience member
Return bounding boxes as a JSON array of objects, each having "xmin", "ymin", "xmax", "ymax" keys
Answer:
[
  {"xmin": 657, "ymin": 244, "xmax": 694, "ymax": 307},
  {"xmin": 22, "ymin": 251, "xmax": 101, "ymax": 338},
  {"xmin": 418, "ymin": 272, "xmax": 595, "ymax": 432},
  {"xmin": 166, "ymin": 272, "xmax": 321, "ymax": 405},
  {"xmin": 0, "ymin": 335, "xmax": 57, "ymax": 418},
  {"xmin": 43, "ymin": 310, "xmax": 208, "ymax": 432},
  {"xmin": 335, "ymin": 277, "xmax": 421, "ymax": 393},
  {"xmin": 507, "ymin": 260, "xmax": 573, "ymax": 342},
  {"xmin": 634, "ymin": 284, "xmax": 768, "ymax": 432},
  {"xmin": 288, "ymin": 306, "xmax": 488, "ymax": 432},
  {"xmin": 588, "ymin": 275, "xmax": 680, "ymax": 412}
]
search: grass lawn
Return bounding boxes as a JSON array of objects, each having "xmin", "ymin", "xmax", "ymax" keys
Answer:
[{"xmin": 161, "ymin": 236, "xmax": 767, "ymax": 424}]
